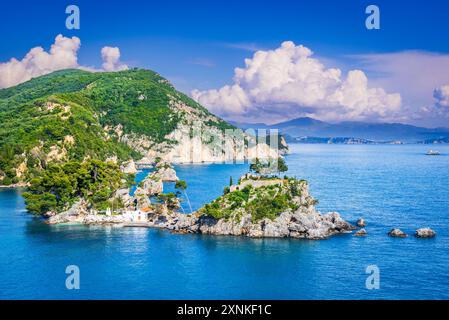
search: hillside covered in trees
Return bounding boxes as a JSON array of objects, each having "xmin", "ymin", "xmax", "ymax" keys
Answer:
[{"xmin": 0, "ymin": 68, "xmax": 233, "ymax": 186}]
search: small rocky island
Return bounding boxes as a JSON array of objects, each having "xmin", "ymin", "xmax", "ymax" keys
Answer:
[
  {"xmin": 148, "ymin": 174, "xmax": 356, "ymax": 239},
  {"xmin": 44, "ymin": 159, "xmax": 356, "ymax": 240}
]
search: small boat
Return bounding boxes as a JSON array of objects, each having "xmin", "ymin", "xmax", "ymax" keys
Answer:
[{"xmin": 426, "ymin": 150, "xmax": 441, "ymax": 156}]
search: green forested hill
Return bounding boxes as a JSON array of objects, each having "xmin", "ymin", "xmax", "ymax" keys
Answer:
[{"xmin": 0, "ymin": 68, "xmax": 232, "ymax": 186}]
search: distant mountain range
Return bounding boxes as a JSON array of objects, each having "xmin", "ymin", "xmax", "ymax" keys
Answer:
[{"xmin": 230, "ymin": 117, "xmax": 449, "ymax": 144}]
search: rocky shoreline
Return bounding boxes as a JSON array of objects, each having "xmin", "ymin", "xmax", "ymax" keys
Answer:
[
  {"xmin": 10, "ymin": 162, "xmax": 439, "ymax": 241},
  {"xmin": 47, "ymin": 206, "xmax": 356, "ymax": 240},
  {"xmin": 28, "ymin": 161, "xmax": 436, "ymax": 241},
  {"xmin": 148, "ymin": 210, "xmax": 356, "ymax": 240},
  {"xmin": 46, "ymin": 207, "xmax": 437, "ymax": 240},
  {"xmin": 46, "ymin": 170, "xmax": 358, "ymax": 240},
  {"xmin": 0, "ymin": 182, "xmax": 28, "ymax": 188}
]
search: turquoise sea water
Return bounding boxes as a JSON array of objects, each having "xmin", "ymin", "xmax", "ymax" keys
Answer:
[{"xmin": 1, "ymin": 144, "xmax": 448, "ymax": 299}]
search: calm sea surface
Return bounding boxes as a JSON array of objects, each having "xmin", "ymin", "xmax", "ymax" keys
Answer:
[{"xmin": 1, "ymin": 144, "xmax": 448, "ymax": 299}]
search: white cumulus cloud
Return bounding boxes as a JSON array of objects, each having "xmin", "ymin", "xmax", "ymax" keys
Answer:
[
  {"xmin": 192, "ymin": 41, "xmax": 401, "ymax": 122},
  {"xmin": 101, "ymin": 46, "xmax": 128, "ymax": 72},
  {"xmin": 0, "ymin": 35, "xmax": 80, "ymax": 88},
  {"xmin": 0, "ymin": 35, "xmax": 129, "ymax": 89}
]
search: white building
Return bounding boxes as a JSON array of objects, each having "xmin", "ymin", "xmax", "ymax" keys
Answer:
[{"xmin": 124, "ymin": 207, "xmax": 151, "ymax": 222}]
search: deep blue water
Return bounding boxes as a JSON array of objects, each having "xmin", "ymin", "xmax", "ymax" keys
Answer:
[{"xmin": 1, "ymin": 144, "xmax": 449, "ymax": 299}]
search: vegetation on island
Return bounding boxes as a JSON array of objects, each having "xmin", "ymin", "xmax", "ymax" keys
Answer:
[
  {"xmin": 175, "ymin": 179, "xmax": 193, "ymax": 213},
  {"xmin": 23, "ymin": 159, "xmax": 132, "ymax": 214},
  {"xmin": 199, "ymin": 157, "xmax": 313, "ymax": 222},
  {"xmin": 155, "ymin": 192, "xmax": 180, "ymax": 210},
  {"xmin": 199, "ymin": 176, "xmax": 308, "ymax": 222},
  {"xmin": 249, "ymin": 157, "xmax": 288, "ymax": 175}
]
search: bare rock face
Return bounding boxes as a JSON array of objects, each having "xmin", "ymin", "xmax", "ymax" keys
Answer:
[
  {"xmin": 354, "ymin": 228, "xmax": 367, "ymax": 236},
  {"xmin": 48, "ymin": 199, "xmax": 89, "ymax": 224},
  {"xmin": 415, "ymin": 228, "xmax": 436, "ymax": 238},
  {"xmin": 122, "ymin": 160, "xmax": 138, "ymax": 174},
  {"xmin": 159, "ymin": 121, "xmax": 281, "ymax": 164},
  {"xmin": 279, "ymin": 136, "xmax": 289, "ymax": 155},
  {"xmin": 141, "ymin": 175, "xmax": 164, "ymax": 195},
  {"xmin": 113, "ymin": 188, "xmax": 131, "ymax": 203},
  {"xmin": 356, "ymin": 218, "xmax": 366, "ymax": 227},
  {"xmin": 388, "ymin": 228, "xmax": 407, "ymax": 238},
  {"xmin": 148, "ymin": 209, "xmax": 355, "ymax": 240},
  {"xmin": 43, "ymin": 211, "xmax": 57, "ymax": 218},
  {"xmin": 156, "ymin": 166, "xmax": 179, "ymax": 182},
  {"xmin": 130, "ymin": 190, "xmax": 152, "ymax": 209}
]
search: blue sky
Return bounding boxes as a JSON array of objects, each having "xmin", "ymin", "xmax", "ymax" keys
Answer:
[{"xmin": 1, "ymin": 0, "xmax": 449, "ymax": 126}]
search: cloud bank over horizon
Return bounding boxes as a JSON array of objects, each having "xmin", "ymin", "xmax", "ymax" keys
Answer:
[
  {"xmin": 192, "ymin": 41, "xmax": 402, "ymax": 123},
  {"xmin": 0, "ymin": 34, "xmax": 128, "ymax": 89}
]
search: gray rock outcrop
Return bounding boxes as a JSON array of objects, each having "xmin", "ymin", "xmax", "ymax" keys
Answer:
[
  {"xmin": 48, "ymin": 199, "xmax": 89, "ymax": 224},
  {"xmin": 122, "ymin": 160, "xmax": 138, "ymax": 174},
  {"xmin": 388, "ymin": 228, "xmax": 407, "ymax": 238},
  {"xmin": 354, "ymin": 228, "xmax": 367, "ymax": 236},
  {"xmin": 113, "ymin": 188, "xmax": 131, "ymax": 203},
  {"xmin": 415, "ymin": 228, "xmax": 436, "ymax": 238},
  {"xmin": 147, "ymin": 209, "xmax": 355, "ymax": 240},
  {"xmin": 140, "ymin": 175, "xmax": 164, "ymax": 195},
  {"xmin": 356, "ymin": 218, "xmax": 366, "ymax": 227},
  {"xmin": 154, "ymin": 162, "xmax": 179, "ymax": 181}
]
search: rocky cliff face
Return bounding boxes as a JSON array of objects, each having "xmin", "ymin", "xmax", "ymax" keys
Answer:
[
  {"xmin": 149, "ymin": 210, "xmax": 354, "ymax": 240},
  {"xmin": 120, "ymin": 97, "xmax": 282, "ymax": 164},
  {"xmin": 163, "ymin": 125, "xmax": 280, "ymax": 163}
]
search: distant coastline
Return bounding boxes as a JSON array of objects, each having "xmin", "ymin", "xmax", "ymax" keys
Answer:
[
  {"xmin": 232, "ymin": 117, "xmax": 449, "ymax": 144},
  {"xmin": 284, "ymin": 136, "xmax": 449, "ymax": 145}
]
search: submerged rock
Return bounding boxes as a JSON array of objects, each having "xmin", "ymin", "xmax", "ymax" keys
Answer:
[
  {"xmin": 388, "ymin": 228, "xmax": 407, "ymax": 238},
  {"xmin": 354, "ymin": 228, "xmax": 367, "ymax": 236},
  {"xmin": 415, "ymin": 228, "xmax": 436, "ymax": 238},
  {"xmin": 356, "ymin": 218, "xmax": 366, "ymax": 227}
]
